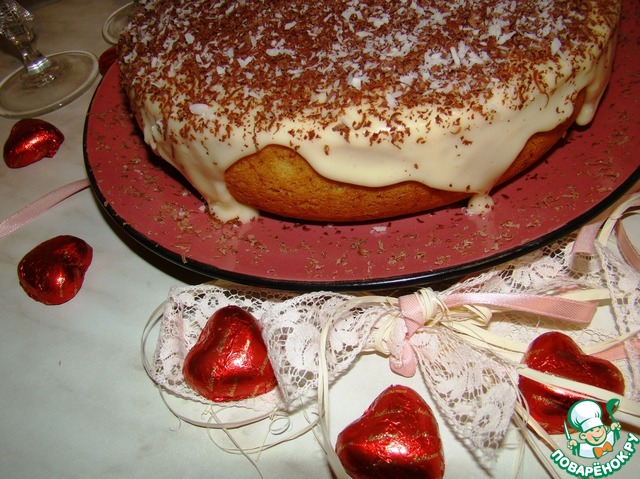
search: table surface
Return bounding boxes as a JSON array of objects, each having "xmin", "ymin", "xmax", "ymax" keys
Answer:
[{"xmin": 1, "ymin": 1, "xmax": 638, "ymax": 478}]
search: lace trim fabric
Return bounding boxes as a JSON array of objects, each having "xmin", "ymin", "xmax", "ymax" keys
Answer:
[
  {"xmin": 145, "ymin": 193, "xmax": 640, "ymax": 472},
  {"xmin": 152, "ymin": 285, "xmax": 297, "ymax": 412}
]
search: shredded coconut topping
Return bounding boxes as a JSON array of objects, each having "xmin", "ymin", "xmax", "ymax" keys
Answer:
[{"xmin": 120, "ymin": 0, "xmax": 619, "ymax": 146}]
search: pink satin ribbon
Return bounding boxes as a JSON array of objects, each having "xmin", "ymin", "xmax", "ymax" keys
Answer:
[
  {"xmin": 0, "ymin": 179, "xmax": 90, "ymax": 239},
  {"xmin": 567, "ymin": 193, "xmax": 640, "ymax": 362},
  {"xmin": 393, "ymin": 291, "xmax": 598, "ymax": 377},
  {"xmin": 616, "ymin": 223, "xmax": 640, "ymax": 271},
  {"xmin": 573, "ymin": 193, "xmax": 640, "ymax": 271},
  {"xmin": 592, "ymin": 337, "xmax": 640, "ymax": 362}
]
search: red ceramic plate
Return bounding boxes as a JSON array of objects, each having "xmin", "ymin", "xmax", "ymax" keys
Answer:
[{"xmin": 84, "ymin": 4, "xmax": 639, "ymax": 292}]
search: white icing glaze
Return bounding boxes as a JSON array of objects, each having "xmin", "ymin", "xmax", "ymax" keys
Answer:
[{"xmin": 466, "ymin": 193, "xmax": 494, "ymax": 216}]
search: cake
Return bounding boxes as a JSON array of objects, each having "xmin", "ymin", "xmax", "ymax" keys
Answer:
[{"xmin": 119, "ymin": 0, "xmax": 621, "ymax": 223}]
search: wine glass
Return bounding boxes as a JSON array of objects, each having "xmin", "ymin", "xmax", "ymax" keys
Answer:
[
  {"xmin": 0, "ymin": 0, "xmax": 99, "ymax": 118},
  {"xmin": 102, "ymin": 1, "xmax": 135, "ymax": 44}
]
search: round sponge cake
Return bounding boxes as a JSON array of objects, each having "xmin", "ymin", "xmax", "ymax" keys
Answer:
[{"xmin": 119, "ymin": 0, "xmax": 621, "ymax": 223}]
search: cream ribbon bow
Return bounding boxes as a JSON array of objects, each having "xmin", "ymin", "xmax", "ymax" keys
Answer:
[{"xmin": 389, "ymin": 288, "xmax": 599, "ymax": 377}]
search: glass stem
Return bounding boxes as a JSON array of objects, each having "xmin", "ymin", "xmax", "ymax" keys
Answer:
[{"xmin": 0, "ymin": 0, "xmax": 55, "ymax": 84}]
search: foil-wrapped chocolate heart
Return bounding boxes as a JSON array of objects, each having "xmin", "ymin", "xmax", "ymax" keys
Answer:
[
  {"xmin": 3, "ymin": 119, "xmax": 64, "ymax": 168},
  {"xmin": 18, "ymin": 235, "xmax": 93, "ymax": 305},
  {"xmin": 519, "ymin": 331, "xmax": 625, "ymax": 434},
  {"xmin": 182, "ymin": 305, "xmax": 278, "ymax": 402},
  {"xmin": 336, "ymin": 384, "xmax": 445, "ymax": 479}
]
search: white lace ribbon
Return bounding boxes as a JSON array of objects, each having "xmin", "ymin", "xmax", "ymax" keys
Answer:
[
  {"xmin": 314, "ymin": 283, "xmax": 639, "ymax": 477},
  {"xmin": 141, "ymin": 190, "xmax": 640, "ymax": 477}
]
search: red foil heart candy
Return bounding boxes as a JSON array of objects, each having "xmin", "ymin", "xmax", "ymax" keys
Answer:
[
  {"xmin": 519, "ymin": 331, "xmax": 625, "ymax": 434},
  {"xmin": 3, "ymin": 119, "xmax": 64, "ymax": 168},
  {"xmin": 18, "ymin": 235, "xmax": 93, "ymax": 305},
  {"xmin": 182, "ymin": 305, "xmax": 278, "ymax": 402},
  {"xmin": 336, "ymin": 384, "xmax": 445, "ymax": 479}
]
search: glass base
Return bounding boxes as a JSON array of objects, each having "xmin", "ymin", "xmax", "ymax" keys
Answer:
[
  {"xmin": 0, "ymin": 50, "xmax": 98, "ymax": 119},
  {"xmin": 102, "ymin": 2, "xmax": 135, "ymax": 44}
]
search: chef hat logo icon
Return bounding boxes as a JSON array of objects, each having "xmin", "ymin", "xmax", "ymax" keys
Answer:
[
  {"xmin": 564, "ymin": 398, "xmax": 622, "ymax": 460},
  {"xmin": 568, "ymin": 399, "xmax": 605, "ymax": 433},
  {"xmin": 551, "ymin": 398, "xmax": 639, "ymax": 476}
]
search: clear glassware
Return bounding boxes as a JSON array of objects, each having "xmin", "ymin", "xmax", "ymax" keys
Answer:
[
  {"xmin": 0, "ymin": 0, "xmax": 98, "ymax": 118},
  {"xmin": 102, "ymin": 1, "xmax": 136, "ymax": 44}
]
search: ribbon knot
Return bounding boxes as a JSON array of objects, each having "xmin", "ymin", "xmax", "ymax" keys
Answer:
[{"xmin": 391, "ymin": 289, "xmax": 448, "ymax": 377}]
